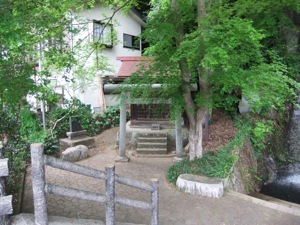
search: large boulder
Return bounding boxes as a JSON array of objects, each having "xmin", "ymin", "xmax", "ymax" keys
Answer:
[{"xmin": 61, "ymin": 145, "xmax": 88, "ymax": 162}]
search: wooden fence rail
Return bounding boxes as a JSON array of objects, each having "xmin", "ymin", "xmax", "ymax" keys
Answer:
[{"xmin": 30, "ymin": 143, "xmax": 159, "ymax": 225}]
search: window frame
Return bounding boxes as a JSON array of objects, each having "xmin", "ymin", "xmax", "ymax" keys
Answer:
[
  {"xmin": 123, "ymin": 33, "xmax": 140, "ymax": 50},
  {"xmin": 93, "ymin": 20, "xmax": 113, "ymax": 48}
]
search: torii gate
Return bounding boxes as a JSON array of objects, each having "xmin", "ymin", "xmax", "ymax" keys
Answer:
[{"xmin": 104, "ymin": 84, "xmax": 196, "ymax": 162}]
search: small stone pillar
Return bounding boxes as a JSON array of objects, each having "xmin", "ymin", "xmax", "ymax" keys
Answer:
[{"xmin": 116, "ymin": 93, "xmax": 129, "ymax": 162}]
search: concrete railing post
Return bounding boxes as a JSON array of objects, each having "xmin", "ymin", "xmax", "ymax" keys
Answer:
[
  {"xmin": 31, "ymin": 143, "xmax": 48, "ymax": 225},
  {"xmin": 105, "ymin": 164, "xmax": 115, "ymax": 225},
  {"xmin": 175, "ymin": 112, "xmax": 183, "ymax": 158},
  {"xmin": 151, "ymin": 178, "xmax": 159, "ymax": 225},
  {"xmin": 0, "ymin": 158, "xmax": 12, "ymax": 225}
]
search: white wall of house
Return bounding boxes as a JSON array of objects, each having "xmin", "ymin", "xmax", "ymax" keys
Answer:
[{"xmin": 65, "ymin": 4, "xmax": 144, "ymax": 110}]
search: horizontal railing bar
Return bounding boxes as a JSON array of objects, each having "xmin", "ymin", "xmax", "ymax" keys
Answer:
[
  {"xmin": 115, "ymin": 196, "xmax": 152, "ymax": 210},
  {"xmin": 46, "ymin": 184, "xmax": 107, "ymax": 203},
  {"xmin": 45, "ymin": 156, "xmax": 106, "ymax": 180},
  {"xmin": 115, "ymin": 174, "xmax": 154, "ymax": 192}
]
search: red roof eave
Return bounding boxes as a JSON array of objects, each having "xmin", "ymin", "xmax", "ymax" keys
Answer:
[{"xmin": 116, "ymin": 56, "xmax": 152, "ymax": 78}]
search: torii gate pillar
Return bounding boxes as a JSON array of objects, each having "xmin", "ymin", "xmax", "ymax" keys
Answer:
[{"xmin": 115, "ymin": 93, "xmax": 129, "ymax": 162}]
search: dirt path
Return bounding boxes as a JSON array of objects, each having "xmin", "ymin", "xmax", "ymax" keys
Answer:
[{"xmin": 20, "ymin": 127, "xmax": 300, "ymax": 225}]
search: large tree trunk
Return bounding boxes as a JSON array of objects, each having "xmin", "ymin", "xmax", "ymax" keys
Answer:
[
  {"xmin": 173, "ymin": 0, "xmax": 209, "ymax": 160},
  {"xmin": 188, "ymin": 107, "xmax": 206, "ymax": 160},
  {"xmin": 283, "ymin": 10, "xmax": 300, "ymax": 54},
  {"xmin": 180, "ymin": 62, "xmax": 207, "ymax": 160}
]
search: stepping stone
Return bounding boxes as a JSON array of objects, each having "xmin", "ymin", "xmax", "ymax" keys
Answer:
[{"xmin": 176, "ymin": 174, "xmax": 224, "ymax": 198}]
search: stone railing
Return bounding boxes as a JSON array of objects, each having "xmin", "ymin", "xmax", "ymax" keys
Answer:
[
  {"xmin": 0, "ymin": 158, "xmax": 13, "ymax": 225},
  {"xmin": 30, "ymin": 143, "xmax": 159, "ymax": 225}
]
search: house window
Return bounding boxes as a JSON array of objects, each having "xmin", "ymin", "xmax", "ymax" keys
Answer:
[
  {"xmin": 123, "ymin": 34, "xmax": 140, "ymax": 50},
  {"xmin": 93, "ymin": 21, "xmax": 113, "ymax": 48}
]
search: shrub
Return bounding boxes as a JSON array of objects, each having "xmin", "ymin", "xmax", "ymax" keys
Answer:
[
  {"xmin": 47, "ymin": 98, "xmax": 101, "ymax": 138},
  {"xmin": 167, "ymin": 122, "xmax": 249, "ymax": 185},
  {"xmin": 19, "ymin": 106, "xmax": 43, "ymax": 142},
  {"xmin": 94, "ymin": 106, "xmax": 130, "ymax": 131},
  {"xmin": 4, "ymin": 137, "xmax": 30, "ymax": 195},
  {"xmin": 43, "ymin": 130, "xmax": 59, "ymax": 155},
  {"xmin": 250, "ymin": 120, "xmax": 274, "ymax": 158}
]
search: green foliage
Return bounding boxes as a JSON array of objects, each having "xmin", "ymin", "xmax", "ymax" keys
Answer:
[
  {"xmin": 167, "ymin": 122, "xmax": 249, "ymax": 184},
  {"xmin": 3, "ymin": 138, "xmax": 30, "ymax": 195},
  {"xmin": 0, "ymin": 0, "xmax": 139, "ymax": 107},
  {"xmin": 94, "ymin": 106, "xmax": 130, "ymax": 130},
  {"xmin": 128, "ymin": 0, "xmax": 300, "ymax": 150},
  {"xmin": 46, "ymin": 98, "xmax": 96, "ymax": 137},
  {"xmin": 43, "ymin": 131, "xmax": 59, "ymax": 155},
  {"xmin": 250, "ymin": 120, "xmax": 274, "ymax": 157},
  {"xmin": 0, "ymin": 107, "xmax": 19, "ymax": 138},
  {"xmin": 19, "ymin": 106, "xmax": 44, "ymax": 143},
  {"xmin": 47, "ymin": 99, "xmax": 128, "ymax": 139}
]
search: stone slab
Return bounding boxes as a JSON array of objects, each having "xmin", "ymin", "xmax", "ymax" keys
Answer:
[
  {"xmin": 66, "ymin": 130, "xmax": 88, "ymax": 140},
  {"xmin": 176, "ymin": 174, "xmax": 224, "ymax": 198},
  {"xmin": 59, "ymin": 136, "xmax": 95, "ymax": 151}
]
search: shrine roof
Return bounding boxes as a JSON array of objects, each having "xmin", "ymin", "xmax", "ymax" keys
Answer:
[{"xmin": 116, "ymin": 56, "xmax": 151, "ymax": 78}]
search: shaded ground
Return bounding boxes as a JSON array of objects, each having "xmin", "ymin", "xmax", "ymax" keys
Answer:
[
  {"xmin": 203, "ymin": 110, "xmax": 237, "ymax": 152},
  {"xmin": 88, "ymin": 126, "xmax": 119, "ymax": 157}
]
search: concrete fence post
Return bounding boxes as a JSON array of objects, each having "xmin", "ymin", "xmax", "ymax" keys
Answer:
[
  {"xmin": 31, "ymin": 143, "xmax": 48, "ymax": 225},
  {"xmin": 0, "ymin": 158, "xmax": 12, "ymax": 225},
  {"xmin": 105, "ymin": 164, "xmax": 115, "ymax": 225},
  {"xmin": 151, "ymin": 178, "xmax": 159, "ymax": 225},
  {"xmin": 175, "ymin": 112, "xmax": 183, "ymax": 158}
]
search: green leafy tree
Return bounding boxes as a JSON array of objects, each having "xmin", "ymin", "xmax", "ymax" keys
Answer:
[
  {"xmin": 0, "ymin": 0, "xmax": 139, "ymax": 107},
  {"xmin": 126, "ymin": 0, "xmax": 299, "ymax": 160}
]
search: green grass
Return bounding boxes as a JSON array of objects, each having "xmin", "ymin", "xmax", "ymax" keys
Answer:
[{"xmin": 166, "ymin": 122, "xmax": 250, "ymax": 185}]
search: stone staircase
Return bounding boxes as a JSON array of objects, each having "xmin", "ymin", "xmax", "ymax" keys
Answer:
[{"xmin": 136, "ymin": 133, "xmax": 168, "ymax": 156}]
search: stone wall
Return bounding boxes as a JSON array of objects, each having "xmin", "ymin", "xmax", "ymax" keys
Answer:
[{"xmin": 226, "ymin": 139, "xmax": 261, "ymax": 194}]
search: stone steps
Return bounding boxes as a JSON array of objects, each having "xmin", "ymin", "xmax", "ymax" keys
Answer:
[
  {"xmin": 138, "ymin": 137, "xmax": 167, "ymax": 143},
  {"xmin": 136, "ymin": 133, "xmax": 168, "ymax": 155}
]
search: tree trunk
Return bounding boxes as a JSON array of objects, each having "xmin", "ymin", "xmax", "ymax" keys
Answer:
[
  {"xmin": 173, "ymin": 0, "xmax": 209, "ymax": 160},
  {"xmin": 188, "ymin": 107, "xmax": 206, "ymax": 160},
  {"xmin": 283, "ymin": 10, "xmax": 300, "ymax": 54}
]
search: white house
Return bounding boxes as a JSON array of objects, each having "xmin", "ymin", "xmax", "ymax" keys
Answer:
[{"xmin": 53, "ymin": 4, "xmax": 146, "ymax": 112}]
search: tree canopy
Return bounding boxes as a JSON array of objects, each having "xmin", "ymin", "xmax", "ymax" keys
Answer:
[
  {"xmin": 0, "ymin": 0, "xmax": 140, "ymax": 107},
  {"xmin": 126, "ymin": 0, "xmax": 300, "ymax": 159},
  {"xmin": 0, "ymin": 0, "xmax": 299, "ymax": 160}
]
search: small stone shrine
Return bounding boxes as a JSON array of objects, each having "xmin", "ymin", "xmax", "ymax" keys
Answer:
[{"xmin": 59, "ymin": 116, "xmax": 96, "ymax": 151}]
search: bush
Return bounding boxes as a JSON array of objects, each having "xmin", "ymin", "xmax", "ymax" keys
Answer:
[
  {"xmin": 250, "ymin": 120, "xmax": 274, "ymax": 158},
  {"xmin": 167, "ymin": 122, "xmax": 249, "ymax": 185},
  {"xmin": 43, "ymin": 130, "xmax": 59, "ymax": 155},
  {"xmin": 3, "ymin": 137, "xmax": 30, "ymax": 195},
  {"xmin": 19, "ymin": 106, "xmax": 43, "ymax": 142},
  {"xmin": 47, "ymin": 98, "xmax": 100, "ymax": 138},
  {"xmin": 47, "ymin": 106, "xmax": 70, "ymax": 138},
  {"xmin": 94, "ymin": 106, "xmax": 130, "ymax": 131}
]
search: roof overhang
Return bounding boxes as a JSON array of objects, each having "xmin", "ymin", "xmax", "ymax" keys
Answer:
[
  {"xmin": 129, "ymin": 9, "xmax": 146, "ymax": 28},
  {"xmin": 116, "ymin": 56, "xmax": 151, "ymax": 78}
]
